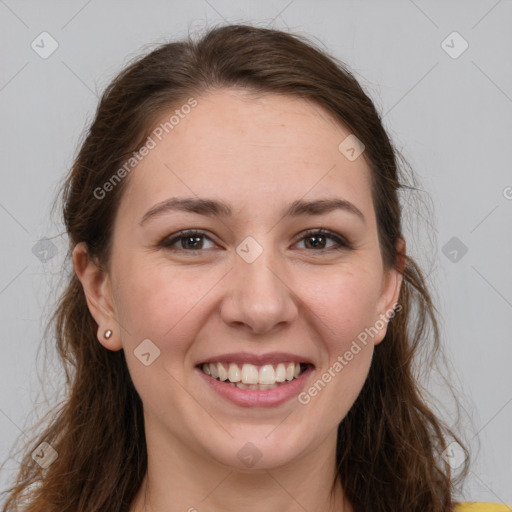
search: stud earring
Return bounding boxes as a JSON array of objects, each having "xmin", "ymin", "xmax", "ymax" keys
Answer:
[{"xmin": 104, "ymin": 329, "xmax": 113, "ymax": 339}]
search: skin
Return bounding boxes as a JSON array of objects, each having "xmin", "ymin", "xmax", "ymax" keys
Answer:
[{"xmin": 73, "ymin": 88, "xmax": 404, "ymax": 512}]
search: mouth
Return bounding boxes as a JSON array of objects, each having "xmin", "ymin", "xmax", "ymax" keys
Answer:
[
  {"xmin": 195, "ymin": 359, "xmax": 314, "ymax": 407},
  {"xmin": 197, "ymin": 361, "xmax": 312, "ymax": 390}
]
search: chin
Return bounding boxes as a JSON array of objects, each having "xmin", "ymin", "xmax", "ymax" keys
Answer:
[{"xmin": 196, "ymin": 425, "xmax": 311, "ymax": 471}]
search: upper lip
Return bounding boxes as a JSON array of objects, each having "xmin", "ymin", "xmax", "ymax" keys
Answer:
[{"xmin": 197, "ymin": 352, "xmax": 314, "ymax": 367}]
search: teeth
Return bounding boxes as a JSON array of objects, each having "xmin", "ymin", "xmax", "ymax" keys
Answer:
[
  {"xmin": 201, "ymin": 361, "xmax": 305, "ymax": 385},
  {"xmin": 258, "ymin": 364, "xmax": 275, "ymax": 385},
  {"xmin": 233, "ymin": 382, "xmax": 279, "ymax": 390},
  {"xmin": 228, "ymin": 363, "xmax": 241, "ymax": 382},
  {"xmin": 241, "ymin": 363, "xmax": 259, "ymax": 384},
  {"xmin": 275, "ymin": 363, "xmax": 286, "ymax": 382},
  {"xmin": 285, "ymin": 362, "xmax": 295, "ymax": 381},
  {"xmin": 217, "ymin": 362, "xmax": 228, "ymax": 381}
]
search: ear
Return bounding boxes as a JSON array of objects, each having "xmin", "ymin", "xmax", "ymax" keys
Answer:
[
  {"xmin": 373, "ymin": 237, "xmax": 406, "ymax": 346},
  {"xmin": 72, "ymin": 242, "xmax": 123, "ymax": 351}
]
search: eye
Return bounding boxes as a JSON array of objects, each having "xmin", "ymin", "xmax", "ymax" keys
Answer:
[
  {"xmin": 159, "ymin": 228, "xmax": 352, "ymax": 254},
  {"xmin": 160, "ymin": 230, "xmax": 217, "ymax": 252},
  {"xmin": 293, "ymin": 228, "xmax": 351, "ymax": 252}
]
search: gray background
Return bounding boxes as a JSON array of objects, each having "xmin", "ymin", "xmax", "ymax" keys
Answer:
[{"xmin": 1, "ymin": 0, "xmax": 511, "ymax": 505}]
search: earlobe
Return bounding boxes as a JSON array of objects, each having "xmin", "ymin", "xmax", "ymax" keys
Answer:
[{"xmin": 72, "ymin": 242, "xmax": 123, "ymax": 351}]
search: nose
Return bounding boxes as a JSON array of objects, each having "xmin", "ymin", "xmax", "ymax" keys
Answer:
[{"xmin": 220, "ymin": 248, "xmax": 298, "ymax": 335}]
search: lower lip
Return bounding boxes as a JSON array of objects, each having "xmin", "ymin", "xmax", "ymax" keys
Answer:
[{"xmin": 196, "ymin": 366, "xmax": 314, "ymax": 408}]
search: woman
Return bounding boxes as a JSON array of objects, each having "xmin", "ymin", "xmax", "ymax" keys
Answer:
[{"xmin": 1, "ymin": 23, "xmax": 508, "ymax": 512}]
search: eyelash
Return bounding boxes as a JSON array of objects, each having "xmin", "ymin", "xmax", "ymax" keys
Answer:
[{"xmin": 159, "ymin": 228, "xmax": 352, "ymax": 254}]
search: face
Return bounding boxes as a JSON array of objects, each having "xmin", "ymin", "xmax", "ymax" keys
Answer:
[{"xmin": 74, "ymin": 88, "xmax": 403, "ymax": 471}]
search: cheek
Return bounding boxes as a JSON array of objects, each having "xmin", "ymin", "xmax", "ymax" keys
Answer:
[
  {"xmin": 295, "ymin": 275, "xmax": 378, "ymax": 430},
  {"xmin": 297, "ymin": 270, "xmax": 379, "ymax": 421},
  {"xmin": 303, "ymin": 265, "xmax": 382, "ymax": 350},
  {"xmin": 112, "ymin": 259, "xmax": 220, "ymax": 412},
  {"xmin": 112, "ymin": 257, "xmax": 225, "ymax": 353}
]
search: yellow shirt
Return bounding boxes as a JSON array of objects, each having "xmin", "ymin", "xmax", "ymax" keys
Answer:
[{"xmin": 454, "ymin": 503, "xmax": 512, "ymax": 511}]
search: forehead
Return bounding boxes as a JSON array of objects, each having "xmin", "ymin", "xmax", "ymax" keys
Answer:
[{"xmin": 118, "ymin": 88, "xmax": 374, "ymax": 224}]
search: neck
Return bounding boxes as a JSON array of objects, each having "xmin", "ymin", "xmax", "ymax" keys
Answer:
[
  {"xmin": 138, "ymin": 472, "xmax": 347, "ymax": 512},
  {"xmin": 130, "ymin": 419, "xmax": 350, "ymax": 512}
]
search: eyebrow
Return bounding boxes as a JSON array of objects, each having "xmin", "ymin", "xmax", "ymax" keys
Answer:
[{"xmin": 139, "ymin": 197, "xmax": 366, "ymax": 226}]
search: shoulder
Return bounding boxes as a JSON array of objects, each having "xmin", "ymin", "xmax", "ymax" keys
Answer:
[{"xmin": 454, "ymin": 503, "xmax": 512, "ymax": 512}]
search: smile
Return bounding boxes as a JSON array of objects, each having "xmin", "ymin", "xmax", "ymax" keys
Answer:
[
  {"xmin": 200, "ymin": 361, "xmax": 308, "ymax": 389},
  {"xmin": 196, "ymin": 361, "xmax": 314, "ymax": 407}
]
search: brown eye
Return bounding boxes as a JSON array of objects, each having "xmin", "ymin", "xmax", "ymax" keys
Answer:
[
  {"xmin": 161, "ymin": 230, "xmax": 216, "ymax": 252},
  {"xmin": 294, "ymin": 229, "xmax": 351, "ymax": 252},
  {"xmin": 160, "ymin": 228, "xmax": 352, "ymax": 254}
]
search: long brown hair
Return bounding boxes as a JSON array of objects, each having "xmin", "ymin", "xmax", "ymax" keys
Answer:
[{"xmin": 1, "ymin": 23, "xmax": 469, "ymax": 511}]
